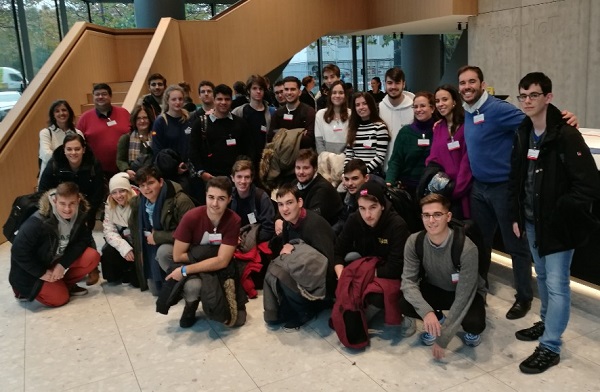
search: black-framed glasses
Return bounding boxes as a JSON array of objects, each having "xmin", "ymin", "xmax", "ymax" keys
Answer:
[
  {"xmin": 516, "ymin": 92, "xmax": 545, "ymax": 102},
  {"xmin": 421, "ymin": 212, "xmax": 447, "ymax": 221}
]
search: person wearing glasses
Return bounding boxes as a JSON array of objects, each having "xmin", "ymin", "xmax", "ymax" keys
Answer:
[
  {"xmin": 508, "ymin": 72, "xmax": 600, "ymax": 374},
  {"xmin": 77, "ymin": 83, "xmax": 131, "ymax": 179},
  {"xmin": 142, "ymin": 73, "xmax": 166, "ymax": 123},
  {"xmin": 116, "ymin": 104, "xmax": 152, "ymax": 180},
  {"xmin": 401, "ymin": 193, "xmax": 487, "ymax": 360},
  {"xmin": 458, "ymin": 65, "xmax": 577, "ymax": 321},
  {"xmin": 272, "ymin": 80, "xmax": 286, "ymax": 108}
]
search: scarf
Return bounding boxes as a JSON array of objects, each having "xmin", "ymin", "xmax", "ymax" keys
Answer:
[{"xmin": 128, "ymin": 130, "xmax": 150, "ymax": 163}]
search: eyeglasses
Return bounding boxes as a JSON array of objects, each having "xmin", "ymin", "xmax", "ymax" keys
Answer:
[
  {"xmin": 516, "ymin": 92, "xmax": 545, "ymax": 102},
  {"xmin": 421, "ymin": 212, "xmax": 447, "ymax": 221},
  {"xmin": 274, "ymin": 91, "xmax": 284, "ymax": 95},
  {"xmin": 136, "ymin": 116, "xmax": 149, "ymax": 121},
  {"xmin": 93, "ymin": 92, "xmax": 109, "ymax": 97}
]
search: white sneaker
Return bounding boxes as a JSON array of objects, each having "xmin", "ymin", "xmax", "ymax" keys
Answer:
[{"xmin": 400, "ymin": 316, "xmax": 416, "ymax": 337}]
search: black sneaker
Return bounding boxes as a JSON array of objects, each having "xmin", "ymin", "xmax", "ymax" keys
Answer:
[
  {"xmin": 180, "ymin": 301, "xmax": 199, "ymax": 328},
  {"xmin": 519, "ymin": 346, "xmax": 560, "ymax": 374},
  {"xmin": 516, "ymin": 321, "xmax": 545, "ymax": 341}
]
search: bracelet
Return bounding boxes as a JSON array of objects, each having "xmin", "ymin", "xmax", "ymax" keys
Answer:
[{"xmin": 181, "ymin": 265, "xmax": 187, "ymax": 277}]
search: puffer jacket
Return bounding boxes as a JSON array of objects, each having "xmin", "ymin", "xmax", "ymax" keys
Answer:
[{"xmin": 9, "ymin": 190, "xmax": 93, "ymax": 300}]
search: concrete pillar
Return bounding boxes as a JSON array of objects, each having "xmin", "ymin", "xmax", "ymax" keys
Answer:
[
  {"xmin": 400, "ymin": 35, "xmax": 441, "ymax": 93},
  {"xmin": 134, "ymin": 0, "xmax": 185, "ymax": 28}
]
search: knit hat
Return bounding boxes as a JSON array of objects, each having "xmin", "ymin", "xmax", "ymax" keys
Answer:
[
  {"xmin": 109, "ymin": 173, "xmax": 132, "ymax": 193},
  {"xmin": 357, "ymin": 182, "xmax": 386, "ymax": 206}
]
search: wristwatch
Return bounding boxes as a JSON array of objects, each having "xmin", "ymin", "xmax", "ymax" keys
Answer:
[{"xmin": 181, "ymin": 265, "xmax": 187, "ymax": 277}]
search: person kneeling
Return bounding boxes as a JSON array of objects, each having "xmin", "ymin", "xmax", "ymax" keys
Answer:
[
  {"xmin": 400, "ymin": 194, "xmax": 486, "ymax": 359},
  {"xmin": 163, "ymin": 177, "xmax": 247, "ymax": 328},
  {"xmin": 331, "ymin": 182, "xmax": 411, "ymax": 348},
  {"xmin": 10, "ymin": 182, "xmax": 100, "ymax": 307}
]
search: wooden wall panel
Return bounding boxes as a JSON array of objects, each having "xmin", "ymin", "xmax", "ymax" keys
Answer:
[{"xmin": 368, "ymin": 0, "xmax": 477, "ymax": 26}]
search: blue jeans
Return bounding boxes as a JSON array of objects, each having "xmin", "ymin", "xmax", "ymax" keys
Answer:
[
  {"xmin": 525, "ymin": 222, "xmax": 574, "ymax": 354},
  {"xmin": 470, "ymin": 180, "xmax": 533, "ymax": 302}
]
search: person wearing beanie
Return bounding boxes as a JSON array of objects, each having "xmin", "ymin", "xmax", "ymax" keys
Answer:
[
  {"xmin": 100, "ymin": 173, "xmax": 138, "ymax": 285},
  {"xmin": 333, "ymin": 181, "xmax": 411, "ymax": 337}
]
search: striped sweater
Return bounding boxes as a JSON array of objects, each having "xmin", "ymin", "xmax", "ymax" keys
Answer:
[{"xmin": 344, "ymin": 121, "xmax": 390, "ymax": 174}]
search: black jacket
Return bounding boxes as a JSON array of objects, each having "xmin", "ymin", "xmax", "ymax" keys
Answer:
[
  {"xmin": 38, "ymin": 145, "xmax": 104, "ymax": 214},
  {"xmin": 508, "ymin": 104, "xmax": 600, "ymax": 256},
  {"xmin": 334, "ymin": 200, "xmax": 410, "ymax": 279},
  {"xmin": 9, "ymin": 190, "xmax": 93, "ymax": 300},
  {"xmin": 295, "ymin": 173, "xmax": 343, "ymax": 225}
]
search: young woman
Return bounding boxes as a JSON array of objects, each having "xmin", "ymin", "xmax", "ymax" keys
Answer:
[
  {"xmin": 116, "ymin": 104, "xmax": 152, "ymax": 179},
  {"xmin": 101, "ymin": 173, "xmax": 138, "ymax": 285},
  {"xmin": 344, "ymin": 92, "xmax": 390, "ymax": 176},
  {"xmin": 367, "ymin": 77, "xmax": 385, "ymax": 103},
  {"xmin": 315, "ymin": 80, "xmax": 351, "ymax": 154},
  {"xmin": 386, "ymin": 91, "xmax": 437, "ymax": 196},
  {"xmin": 151, "ymin": 85, "xmax": 193, "ymax": 165},
  {"xmin": 425, "ymin": 84, "xmax": 472, "ymax": 218},
  {"xmin": 38, "ymin": 100, "xmax": 84, "ymax": 179}
]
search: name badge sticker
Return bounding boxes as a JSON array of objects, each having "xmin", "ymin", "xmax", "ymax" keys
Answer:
[
  {"xmin": 260, "ymin": 125, "xmax": 268, "ymax": 133},
  {"xmin": 363, "ymin": 139, "xmax": 373, "ymax": 149},
  {"xmin": 184, "ymin": 127, "xmax": 192, "ymax": 135},
  {"xmin": 473, "ymin": 113, "xmax": 485, "ymax": 124},
  {"xmin": 418, "ymin": 138, "xmax": 430, "ymax": 147},
  {"xmin": 451, "ymin": 273, "xmax": 460, "ymax": 284},
  {"xmin": 447, "ymin": 140, "xmax": 460, "ymax": 150},
  {"xmin": 209, "ymin": 233, "xmax": 223, "ymax": 244},
  {"xmin": 247, "ymin": 212, "xmax": 257, "ymax": 224},
  {"xmin": 527, "ymin": 149, "xmax": 540, "ymax": 160},
  {"xmin": 107, "ymin": 120, "xmax": 117, "ymax": 127},
  {"xmin": 226, "ymin": 138, "xmax": 237, "ymax": 146},
  {"xmin": 283, "ymin": 113, "xmax": 293, "ymax": 121},
  {"xmin": 333, "ymin": 126, "xmax": 343, "ymax": 132}
]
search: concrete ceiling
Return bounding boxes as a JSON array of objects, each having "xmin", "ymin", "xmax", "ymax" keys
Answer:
[{"xmin": 353, "ymin": 15, "xmax": 473, "ymax": 36}]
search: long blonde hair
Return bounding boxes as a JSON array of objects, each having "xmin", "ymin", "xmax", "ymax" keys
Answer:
[{"xmin": 161, "ymin": 85, "xmax": 189, "ymax": 123}]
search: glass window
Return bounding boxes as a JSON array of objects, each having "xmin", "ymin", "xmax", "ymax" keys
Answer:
[
  {"xmin": 280, "ymin": 40, "xmax": 319, "ymax": 92},
  {"xmin": 365, "ymin": 34, "xmax": 399, "ymax": 93}
]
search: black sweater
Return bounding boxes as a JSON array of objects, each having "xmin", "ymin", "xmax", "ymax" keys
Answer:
[
  {"xmin": 334, "ymin": 201, "xmax": 410, "ymax": 279},
  {"xmin": 295, "ymin": 173, "xmax": 343, "ymax": 225}
]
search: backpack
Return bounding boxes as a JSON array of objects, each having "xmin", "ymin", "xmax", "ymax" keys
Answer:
[
  {"xmin": 330, "ymin": 256, "xmax": 380, "ymax": 349},
  {"xmin": 414, "ymin": 219, "xmax": 489, "ymax": 285},
  {"xmin": 384, "ymin": 185, "xmax": 424, "ymax": 233},
  {"xmin": 259, "ymin": 128, "xmax": 304, "ymax": 190},
  {"xmin": 3, "ymin": 192, "xmax": 44, "ymax": 243}
]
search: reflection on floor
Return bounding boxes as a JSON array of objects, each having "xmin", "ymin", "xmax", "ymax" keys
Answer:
[{"xmin": 1, "ymin": 232, "xmax": 599, "ymax": 392}]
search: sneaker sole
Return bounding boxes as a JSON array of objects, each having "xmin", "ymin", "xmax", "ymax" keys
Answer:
[{"xmin": 515, "ymin": 332, "xmax": 542, "ymax": 342}]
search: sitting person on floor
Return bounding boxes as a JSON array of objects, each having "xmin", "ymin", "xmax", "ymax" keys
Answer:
[{"xmin": 10, "ymin": 182, "xmax": 100, "ymax": 306}]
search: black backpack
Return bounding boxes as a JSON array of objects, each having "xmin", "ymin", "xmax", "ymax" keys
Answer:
[
  {"xmin": 3, "ymin": 192, "xmax": 44, "ymax": 243},
  {"xmin": 414, "ymin": 219, "xmax": 489, "ymax": 285},
  {"xmin": 384, "ymin": 185, "xmax": 424, "ymax": 233}
]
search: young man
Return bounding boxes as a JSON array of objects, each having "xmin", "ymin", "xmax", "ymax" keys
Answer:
[
  {"xmin": 268, "ymin": 76, "xmax": 316, "ymax": 149},
  {"xmin": 317, "ymin": 64, "xmax": 340, "ymax": 110},
  {"xmin": 508, "ymin": 72, "xmax": 600, "ymax": 374},
  {"xmin": 459, "ymin": 65, "xmax": 578, "ymax": 320},
  {"xmin": 334, "ymin": 182, "xmax": 410, "ymax": 327},
  {"xmin": 10, "ymin": 182, "xmax": 100, "ymax": 306},
  {"xmin": 231, "ymin": 81, "xmax": 249, "ymax": 110},
  {"xmin": 378, "ymin": 67, "xmax": 415, "ymax": 171},
  {"xmin": 292, "ymin": 148, "xmax": 343, "ymax": 226},
  {"xmin": 272, "ymin": 80, "xmax": 286, "ymax": 108},
  {"xmin": 142, "ymin": 73, "xmax": 166, "ymax": 123},
  {"xmin": 196, "ymin": 80, "xmax": 216, "ymax": 116},
  {"xmin": 264, "ymin": 184, "xmax": 335, "ymax": 329},
  {"xmin": 77, "ymin": 83, "xmax": 130, "ymax": 177},
  {"xmin": 189, "ymin": 84, "xmax": 254, "ymax": 181},
  {"xmin": 164, "ymin": 177, "xmax": 247, "ymax": 328},
  {"xmin": 230, "ymin": 158, "xmax": 275, "ymax": 243},
  {"xmin": 401, "ymin": 194, "xmax": 486, "ymax": 360},
  {"xmin": 129, "ymin": 165, "xmax": 195, "ymax": 294},
  {"xmin": 232, "ymin": 74, "xmax": 275, "ymax": 168},
  {"xmin": 332, "ymin": 158, "xmax": 385, "ymax": 235}
]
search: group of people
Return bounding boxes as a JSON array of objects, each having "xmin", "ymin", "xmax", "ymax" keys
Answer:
[{"xmin": 9, "ymin": 64, "xmax": 599, "ymax": 375}]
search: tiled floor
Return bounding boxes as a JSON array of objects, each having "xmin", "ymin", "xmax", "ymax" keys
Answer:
[{"xmin": 1, "ymin": 232, "xmax": 600, "ymax": 392}]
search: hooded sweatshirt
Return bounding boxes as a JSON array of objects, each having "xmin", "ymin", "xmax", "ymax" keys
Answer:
[
  {"xmin": 49, "ymin": 192, "xmax": 78, "ymax": 259},
  {"xmin": 378, "ymin": 91, "xmax": 415, "ymax": 171}
]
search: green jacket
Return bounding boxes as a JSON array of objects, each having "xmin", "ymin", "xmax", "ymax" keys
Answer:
[{"xmin": 129, "ymin": 180, "xmax": 195, "ymax": 291}]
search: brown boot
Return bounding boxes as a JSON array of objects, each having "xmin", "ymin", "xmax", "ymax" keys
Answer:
[{"xmin": 86, "ymin": 267, "xmax": 100, "ymax": 286}]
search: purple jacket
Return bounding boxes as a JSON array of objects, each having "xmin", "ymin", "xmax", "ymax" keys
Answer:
[{"xmin": 426, "ymin": 120, "xmax": 472, "ymax": 217}]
